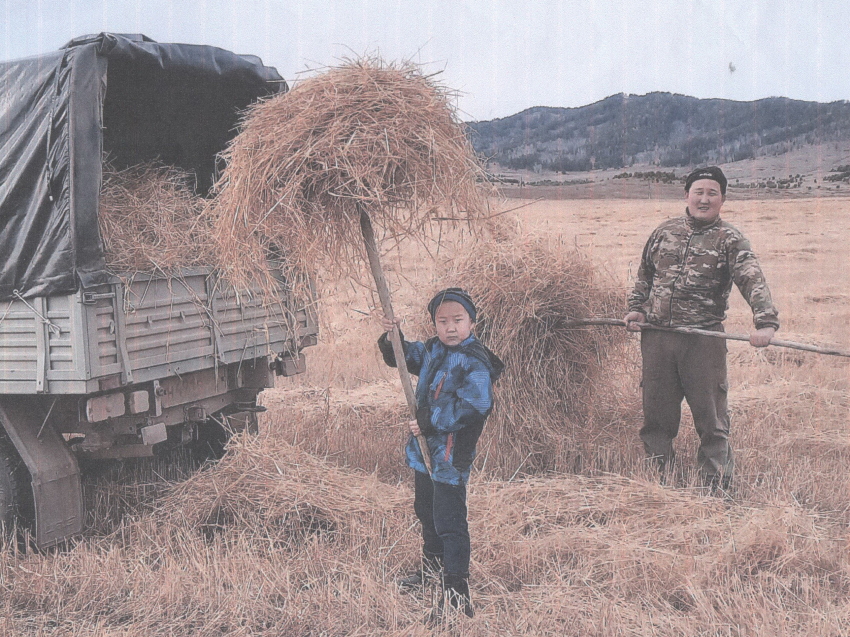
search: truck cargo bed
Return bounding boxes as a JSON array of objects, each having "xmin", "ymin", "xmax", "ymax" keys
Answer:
[{"xmin": 0, "ymin": 271, "xmax": 316, "ymax": 394}]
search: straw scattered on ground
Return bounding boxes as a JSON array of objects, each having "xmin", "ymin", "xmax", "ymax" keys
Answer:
[{"xmin": 2, "ymin": 428, "xmax": 847, "ymax": 636}]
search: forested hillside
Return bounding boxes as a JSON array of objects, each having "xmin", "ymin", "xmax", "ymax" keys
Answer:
[{"xmin": 468, "ymin": 93, "xmax": 850, "ymax": 172}]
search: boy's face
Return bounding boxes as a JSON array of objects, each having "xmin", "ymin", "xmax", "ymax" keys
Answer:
[{"xmin": 434, "ymin": 300, "xmax": 473, "ymax": 347}]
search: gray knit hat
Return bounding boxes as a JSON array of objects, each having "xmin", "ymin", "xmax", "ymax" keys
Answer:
[{"xmin": 427, "ymin": 288, "xmax": 477, "ymax": 322}]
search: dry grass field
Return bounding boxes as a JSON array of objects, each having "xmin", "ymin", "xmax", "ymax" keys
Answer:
[{"xmin": 2, "ymin": 194, "xmax": 850, "ymax": 636}]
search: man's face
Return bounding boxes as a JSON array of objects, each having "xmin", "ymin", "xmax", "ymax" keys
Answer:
[
  {"xmin": 685, "ymin": 179, "xmax": 725, "ymax": 223},
  {"xmin": 434, "ymin": 300, "xmax": 473, "ymax": 347}
]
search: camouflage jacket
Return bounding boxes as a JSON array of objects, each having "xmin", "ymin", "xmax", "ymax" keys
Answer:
[{"xmin": 628, "ymin": 211, "xmax": 779, "ymax": 330}]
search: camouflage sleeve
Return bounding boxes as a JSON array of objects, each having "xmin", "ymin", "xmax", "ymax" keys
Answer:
[
  {"xmin": 628, "ymin": 230, "xmax": 656, "ymax": 314},
  {"xmin": 728, "ymin": 233, "xmax": 780, "ymax": 330}
]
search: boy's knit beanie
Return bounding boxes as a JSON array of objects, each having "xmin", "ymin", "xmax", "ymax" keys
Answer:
[{"xmin": 427, "ymin": 288, "xmax": 477, "ymax": 322}]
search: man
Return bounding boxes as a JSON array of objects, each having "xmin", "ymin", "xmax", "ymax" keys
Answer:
[{"xmin": 623, "ymin": 166, "xmax": 779, "ymax": 491}]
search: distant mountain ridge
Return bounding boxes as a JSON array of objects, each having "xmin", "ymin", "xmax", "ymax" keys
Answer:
[{"xmin": 467, "ymin": 92, "xmax": 850, "ymax": 172}]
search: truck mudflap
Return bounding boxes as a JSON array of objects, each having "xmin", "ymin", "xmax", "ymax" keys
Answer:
[{"xmin": 0, "ymin": 397, "xmax": 83, "ymax": 547}]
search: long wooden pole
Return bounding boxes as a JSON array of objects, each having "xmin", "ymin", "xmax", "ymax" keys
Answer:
[
  {"xmin": 565, "ymin": 318, "xmax": 850, "ymax": 358},
  {"xmin": 358, "ymin": 206, "xmax": 432, "ymax": 473}
]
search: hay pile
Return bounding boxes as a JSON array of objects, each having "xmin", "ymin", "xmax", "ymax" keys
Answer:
[
  {"xmin": 449, "ymin": 230, "xmax": 633, "ymax": 477},
  {"xmin": 206, "ymin": 58, "xmax": 488, "ymax": 289},
  {"xmin": 99, "ymin": 162, "xmax": 213, "ymax": 274},
  {"xmin": 2, "ymin": 428, "xmax": 847, "ymax": 636}
]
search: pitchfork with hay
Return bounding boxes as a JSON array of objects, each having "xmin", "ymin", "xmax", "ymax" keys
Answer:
[{"xmin": 206, "ymin": 58, "xmax": 489, "ymax": 470}]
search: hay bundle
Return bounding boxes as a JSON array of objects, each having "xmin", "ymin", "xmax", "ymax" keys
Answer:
[
  {"xmin": 99, "ymin": 162, "xmax": 212, "ymax": 274},
  {"xmin": 451, "ymin": 231, "xmax": 630, "ymax": 477},
  {"xmin": 206, "ymin": 57, "xmax": 487, "ymax": 288}
]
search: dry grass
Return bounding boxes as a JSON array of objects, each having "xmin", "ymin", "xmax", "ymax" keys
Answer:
[
  {"xmin": 2, "ymin": 196, "xmax": 850, "ymax": 635},
  {"xmin": 1, "ymin": 434, "xmax": 415, "ymax": 636},
  {"xmin": 447, "ymin": 226, "xmax": 632, "ymax": 478},
  {"xmin": 205, "ymin": 57, "xmax": 488, "ymax": 291},
  {"xmin": 99, "ymin": 161, "xmax": 213, "ymax": 274},
  {"xmin": 98, "ymin": 160, "xmax": 310, "ymax": 342},
  {"xmin": 1, "ymin": 432, "xmax": 846, "ymax": 636}
]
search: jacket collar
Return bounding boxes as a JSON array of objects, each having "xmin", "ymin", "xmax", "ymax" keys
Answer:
[
  {"xmin": 428, "ymin": 334, "xmax": 505, "ymax": 381},
  {"xmin": 684, "ymin": 207, "xmax": 722, "ymax": 231}
]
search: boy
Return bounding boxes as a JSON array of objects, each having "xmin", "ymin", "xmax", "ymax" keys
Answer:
[{"xmin": 378, "ymin": 287, "xmax": 503, "ymax": 619}]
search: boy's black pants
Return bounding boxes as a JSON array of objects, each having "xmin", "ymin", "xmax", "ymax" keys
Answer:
[{"xmin": 413, "ymin": 469, "xmax": 469, "ymax": 577}]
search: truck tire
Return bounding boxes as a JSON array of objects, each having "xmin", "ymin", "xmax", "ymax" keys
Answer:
[{"xmin": 0, "ymin": 433, "xmax": 26, "ymax": 532}]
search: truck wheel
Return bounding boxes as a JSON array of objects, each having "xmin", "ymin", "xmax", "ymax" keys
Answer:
[{"xmin": 0, "ymin": 434, "xmax": 27, "ymax": 532}]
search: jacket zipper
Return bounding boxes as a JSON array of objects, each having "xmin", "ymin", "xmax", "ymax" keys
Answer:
[
  {"xmin": 668, "ymin": 230, "xmax": 696, "ymax": 327},
  {"xmin": 433, "ymin": 373, "xmax": 446, "ymax": 400}
]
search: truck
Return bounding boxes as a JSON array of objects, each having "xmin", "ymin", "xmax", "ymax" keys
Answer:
[{"xmin": 0, "ymin": 33, "xmax": 318, "ymax": 548}]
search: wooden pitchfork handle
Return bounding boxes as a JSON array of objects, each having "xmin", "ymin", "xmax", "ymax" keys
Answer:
[
  {"xmin": 358, "ymin": 206, "xmax": 432, "ymax": 473},
  {"xmin": 567, "ymin": 318, "xmax": 850, "ymax": 358}
]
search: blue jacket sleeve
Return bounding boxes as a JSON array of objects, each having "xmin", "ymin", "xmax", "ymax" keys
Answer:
[
  {"xmin": 430, "ymin": 357, "xmax": 493, "ymax": 433},
  {"xmin": 377, "ymin": 331, "xmax": 426, "ymax": 376}
]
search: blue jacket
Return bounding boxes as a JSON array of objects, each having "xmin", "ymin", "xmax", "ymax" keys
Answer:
[{"xmin": 378, "ymin": 332, "xmax": 504, "ymax": 484}]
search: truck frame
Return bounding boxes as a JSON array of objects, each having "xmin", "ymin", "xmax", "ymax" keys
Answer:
[{"xmin": 0, "ymin": 34, "xmax": 317, "ymax": 547}]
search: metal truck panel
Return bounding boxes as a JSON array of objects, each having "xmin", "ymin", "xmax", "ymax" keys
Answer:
[
  {"xmin": 0, "ymin": 270, "xmax": 316, "ymax": 394},
  {"xmin": 93, "ymin": 300, "xmax": 121, "ymax": 373},
  {"xmin": 46, "ymin": 294, "xmax": 75, "ymax": 372}
]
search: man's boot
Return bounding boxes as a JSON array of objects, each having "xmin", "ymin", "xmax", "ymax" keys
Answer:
[
  {"xmin": 399, "ymin": 551, "xmax": 442, "ymax": 591},
  {"xmin": 705, "ymin": 472, "xmax": 733, "ymax": 498}
]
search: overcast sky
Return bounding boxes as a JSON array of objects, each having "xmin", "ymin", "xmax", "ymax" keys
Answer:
[{"xmin": 2, "ymin": 0, "xmax": 847, "ymax": 121}]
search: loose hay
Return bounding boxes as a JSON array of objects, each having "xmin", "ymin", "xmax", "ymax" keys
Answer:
[
  {"xmin": 2, "ymin": 431, "xmax": 847, "ymax": 636},
  {"xmin": 206, "ymin": 57, "xmax": 488, "ymax": 290},
  {"xmin": 99, "ymin": 161, "xmax": 213, "ymax": 274},
  {"xmin": 449, "ymin": 229, "xmax": 635, "ymax": 478}
]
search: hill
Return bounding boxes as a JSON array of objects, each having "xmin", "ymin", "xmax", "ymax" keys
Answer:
[{"xmin": 468, "ymin": 92, "xmax": 850, "ymax": 173}]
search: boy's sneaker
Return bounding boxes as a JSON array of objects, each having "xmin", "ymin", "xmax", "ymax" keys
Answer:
[
  {"xmin": 424, "ymin": 572, "xmax": 474, "ymax": 625},
  {"xmin": 443, "ymin": 573, "xmax": 474, "ymax": 618},
  {"xmin": 399, "ymin": 554, "xmax": 442, "ymax": 591}
]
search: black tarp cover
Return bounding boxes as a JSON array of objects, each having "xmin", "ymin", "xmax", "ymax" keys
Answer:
[{"xmin": 0, "ymin": 33, "xmax": 284, "ymax": 301}]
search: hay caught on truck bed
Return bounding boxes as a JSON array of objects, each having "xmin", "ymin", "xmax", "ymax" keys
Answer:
[
  {"xmin": 99, "ymin": 161, "xmax": 213, "ymax": 274},
  {"xmin": 206, "ymin": 57, "xmax": 488, "ymax": 289}
]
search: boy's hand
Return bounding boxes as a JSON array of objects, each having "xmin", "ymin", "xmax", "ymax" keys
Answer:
[
  {"xmin": 379, "ymin": 313, "xmax": 401, "ymax": 333},
  {"xmin": 408, "ymin": 419, "xmax": 421, "ymax": 436}
]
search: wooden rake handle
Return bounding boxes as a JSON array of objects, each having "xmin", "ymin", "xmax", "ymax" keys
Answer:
[
  {"xmin": 567, "ymin": 318, "xmax": 850, "ymax": 358},
  {"xmin": 358, "ymin": 207, "xmax": 432, "ymax": 473}
]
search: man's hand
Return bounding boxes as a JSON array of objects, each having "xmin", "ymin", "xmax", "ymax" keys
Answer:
[
  {"xmin": 750, "ymin": 326, "xmax": 775, "ymax": 348},
  {"xmin": 408, "ymin": 419, "xmax": 421, "ymax": 436},
  {"xmin": 623, "ymin": 311, "xmax": 646, "ymax": 332}
]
